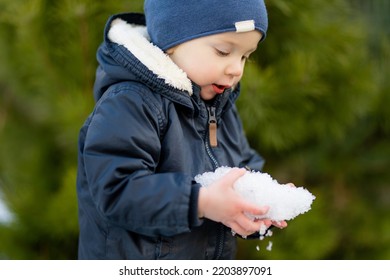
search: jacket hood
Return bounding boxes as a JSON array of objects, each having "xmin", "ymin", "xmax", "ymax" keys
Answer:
[{"xmin": 94, "ymin": 13, "xmax": 193, "ymax": 102}]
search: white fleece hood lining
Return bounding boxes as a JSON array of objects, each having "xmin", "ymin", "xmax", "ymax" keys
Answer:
[{"xmin": 108, "ymin": 18, "xmax": 193, "ymax": 95}]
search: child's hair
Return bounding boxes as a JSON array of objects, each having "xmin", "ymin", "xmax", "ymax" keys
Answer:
[{"xmin": 144, "ymin": 0, "xmax": 268, "ymax": 51}]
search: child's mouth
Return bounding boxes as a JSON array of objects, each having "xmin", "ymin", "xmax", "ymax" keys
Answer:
[{"xmin": 212, "ymin": 84, "xmax": 228, "ymax": 94}]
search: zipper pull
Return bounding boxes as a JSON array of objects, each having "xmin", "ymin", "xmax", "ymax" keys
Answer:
[{"xmin": 208, "ymin": 106, "xmax": 217, "ymax": 147}]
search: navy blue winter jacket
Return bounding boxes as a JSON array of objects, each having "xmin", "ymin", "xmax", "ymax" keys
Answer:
[{"xmin": 76, "ymin": 13, "xmax": 265, "ymax": 259}]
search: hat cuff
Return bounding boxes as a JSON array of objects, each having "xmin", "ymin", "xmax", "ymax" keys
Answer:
[{"xmin": 160, "ymin": 27, "xmax": 267, "ymax": 51}]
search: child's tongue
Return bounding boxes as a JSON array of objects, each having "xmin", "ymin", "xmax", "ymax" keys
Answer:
[{"xmin": 212, "ymin": 84, "xmax": 226, "ymax": 94}]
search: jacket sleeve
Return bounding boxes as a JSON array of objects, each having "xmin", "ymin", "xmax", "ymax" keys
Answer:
[{"xmin": 81, "ymin": 85, "xmax": 201, "ymax": 237}]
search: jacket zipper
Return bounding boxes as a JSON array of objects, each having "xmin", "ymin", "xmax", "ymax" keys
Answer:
[
  {"xmin": 205, "ymin": 105, "xmax": 219, "ymax": 169},
  {"xmin": 205, "ymin": 105, "xmax": 225, "ymax": 259},
  {"xmin": 207, "ymin": 106, "xmax": 218, "ymax": 147}
]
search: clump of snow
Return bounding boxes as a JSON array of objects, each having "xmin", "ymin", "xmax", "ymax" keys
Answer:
[{"xmin": 194, "ymin": 167, "xmax": 316, "ymax": 222}]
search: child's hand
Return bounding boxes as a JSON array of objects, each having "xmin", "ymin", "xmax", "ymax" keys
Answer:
[
  {"xmin": 262, "ymin": 219, "xmax": 288, "ymax": 229},
  {"xmin": 198, "ymin": 168, "xmax": 271, "ymax": 237}
]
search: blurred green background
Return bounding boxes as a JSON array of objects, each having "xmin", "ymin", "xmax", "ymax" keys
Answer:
[{"xmin": 0, "ymin": 0, "xmax": 389, "ymax": 260}]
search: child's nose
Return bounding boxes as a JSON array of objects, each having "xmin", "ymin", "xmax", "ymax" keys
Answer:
[{"xmin": 225, "ymin": 59, "xmax": 244, "ymax": 77}]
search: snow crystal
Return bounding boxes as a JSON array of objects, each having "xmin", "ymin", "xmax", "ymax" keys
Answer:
[
  {"xmin": 259, "ymin": 223, "xmax": 268, "ymax": 235},
  {"xmin": 194, "ymin": 167, "xmax": 316, "ymax": 222},
  {"xmin": 266, "ymin": 241, "xmax": 273, "ymax": 251}
]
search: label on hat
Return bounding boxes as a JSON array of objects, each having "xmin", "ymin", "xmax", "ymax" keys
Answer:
[{"xmin": 235, "ymin": 20, "xmax": 255, "ymax": 33}]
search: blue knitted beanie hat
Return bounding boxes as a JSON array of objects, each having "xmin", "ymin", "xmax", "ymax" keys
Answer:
[{"xmin": 144, "ymin": 0, "xmax": 268, "ymax": 51}]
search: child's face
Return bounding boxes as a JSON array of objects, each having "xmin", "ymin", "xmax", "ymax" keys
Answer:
[{"xmin": 168, "ymin": 30, "xmax": 262, "ymax": 100}]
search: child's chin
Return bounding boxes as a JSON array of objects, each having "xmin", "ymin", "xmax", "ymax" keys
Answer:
[{"xmin": 200, "ymin": 89, "xmax": 217, "ymax": 100}]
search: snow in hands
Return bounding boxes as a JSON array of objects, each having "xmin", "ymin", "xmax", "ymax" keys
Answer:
[{"xmin": 194, "ymin": 167, "xmax": 316, "ymax": 222}]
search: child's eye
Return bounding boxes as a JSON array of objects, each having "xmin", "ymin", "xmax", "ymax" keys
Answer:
[{"xmin": 216, "ymin": 49, "xmax": 230, "ymax": 57}]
